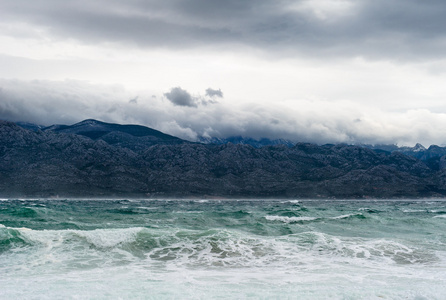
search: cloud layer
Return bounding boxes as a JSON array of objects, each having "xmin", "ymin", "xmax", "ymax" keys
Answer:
[
  {"xmin": 2, "ymin": 2, "xmax": 446, "ymax": 148},
  {"xmin": 2, "ymin": 0, "xmax": 446, "ymax": 60},
  {"xmin": 1, "ymin": 79, "xmax": 446, "ymax": 147}
]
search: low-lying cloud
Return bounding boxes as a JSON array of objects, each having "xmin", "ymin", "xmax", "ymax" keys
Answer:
[{"xmin": 1, "ymin": 79, "xmax": 446, "ymax": 147}]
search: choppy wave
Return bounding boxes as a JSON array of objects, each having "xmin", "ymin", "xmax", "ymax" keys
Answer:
[
  {"xmin": 265, "ymin": 215, "xmax": 318, "ymax": 223},
  {"xmin": 264, "ymin": 213, "xmax": 364, "ymax": 223},
  {"xmin": 330, "ymin": 213, "xmax": 364, "ymax": 219},
  {"xmin": 433, "ymin": 214, "xmax": 446, "ymax": 218},
  {"xmin": 402, "ymin": 209, "xmax": 427, "ymax": 213},
  {"xmin": 1, "ymin": 224, "xmax": 440, "ymax": 269},
  {"xmin": 0, "ymin": 225, "xmax": 142, "ymax": 253},
  {"xmin": 1, "ymin": 199, "xmax": 446, "ymax": 299}
]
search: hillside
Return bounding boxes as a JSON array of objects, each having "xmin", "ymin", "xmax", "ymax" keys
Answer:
[{"xmin": 2, "ymin": 120, "xmax": 446, "ymax": 198}]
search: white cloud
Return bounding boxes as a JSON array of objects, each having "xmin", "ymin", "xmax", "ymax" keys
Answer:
[{"xmin": 1, "ymin": 79, "xmax": 446, "ymax": 147}]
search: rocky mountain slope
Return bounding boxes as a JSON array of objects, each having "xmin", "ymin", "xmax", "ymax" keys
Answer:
[
  {"xmin": 198, "ymin": 135, "xmax": 295, "ymax": 148},
  {"xmin": 2, "ymin": 120, "xmax": 446, "ymax": 198},
  {"xmin": 43, "ymin": 119, "xmax": 190, "ymax": 152},
  {"xmin": 367, "ymin": 143, "xmax": 446, "ymax": 171}
]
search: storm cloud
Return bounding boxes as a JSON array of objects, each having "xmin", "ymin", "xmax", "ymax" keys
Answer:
[
  {"xmin": 164, "ymin": 87, "xmax": 197, "ymax": 107},
  {"xmin": 2, "ymin": 0, "xmax": 446, "ymax": 60}
]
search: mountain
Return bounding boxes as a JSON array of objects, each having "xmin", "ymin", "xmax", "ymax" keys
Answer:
[
  {"xmin": 2, "ymin": 119, "xmax": 446, "ymax": 198},
  {"xmin": 366, "ymin": 143, "xmax": 446, "ymax": 171},
  {"xmin": 15, "ymin": 121, "xmax": 44, "ymax": 131},
  {"xmin": 43, "ymin": 119, "xmax": 190, "ymax": 152},
  {"xmin": 0, "ymin": 120, "xmax": 145, "ymax": 197},
  {"xmin": 198, "ymin": 136, "xmax": 295, "ymax": 148}
]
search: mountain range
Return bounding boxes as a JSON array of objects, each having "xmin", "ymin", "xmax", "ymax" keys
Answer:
[{"xmin": 2, "ymin": 119, "xmax": 446, "ymax": 198}]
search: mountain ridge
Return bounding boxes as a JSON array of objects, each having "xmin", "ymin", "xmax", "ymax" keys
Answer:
[
  {"xmin": 17, "ymin": 119, "xmax": 446, "ymax": 154},
  {"xmin": 3, "ymin": 119, "xmax": 446, "ymax": 198},
  {"xmin": 41, "ymin": 119, "xmax": 191, "ymax": 152}
]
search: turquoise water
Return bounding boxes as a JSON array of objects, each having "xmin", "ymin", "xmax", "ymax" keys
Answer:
[{"xmin": 1, "ymin": 199, "xmax": 446, "ymax": 299}]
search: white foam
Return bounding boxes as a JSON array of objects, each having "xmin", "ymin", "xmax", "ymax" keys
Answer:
[
  {"xmin": 265, "ymin": 215, "xmax": 317, "ymax": 223},
  {"xmin": 330, "ymin": 213, "xmax": 362, "ymax": 219},
  {"xmin": 78, "ymin": 228, "xmax": 142, "ymax": 248},
  {"xmin": 280, "ymin": 200, "xmax": 300, "ymax": 204},
  {"xmin": 265, "ymin": 214, "xmax": 361, "ymax": 222},
  {"xmin": 136, "ymin": 206, "xmax": 159, "ymax": 210},
  {"xmin": 2, "ymin": 227, "xmax": 446, "ymax": 299},
  {"xmin": 3, "ymin": 199, "xmax": 446, "ymax": 299},
  {"xmin": 14, "ymin": 226, "xmax": 144, "ymax": 249},
  {"xmin": 433, "ymin": 215, "xmax": 446, "ymax": 218},
  {"xmin": 402, "ymin": 209, "xmax": 426, "ymax": 213}
]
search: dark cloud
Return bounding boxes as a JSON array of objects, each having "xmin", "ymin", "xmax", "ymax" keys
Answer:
[
  {"xmin": 164, "ymin": 87, "xmax": 197, "ymax": 107},
  {"xmin": 205, "ymin": 88, "xmax": 223, "ymax": 98},
  {"xmin": 2, "ymin": 0, "xmax": 446, "ymax": 60}
]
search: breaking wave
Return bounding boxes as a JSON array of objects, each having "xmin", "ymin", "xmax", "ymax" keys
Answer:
[{"xmin": 2, "ymin": 199, "xmax": 446, "ymax": 299}]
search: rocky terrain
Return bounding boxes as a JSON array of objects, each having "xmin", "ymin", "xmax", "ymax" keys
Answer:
[
  {"xmin": 2, "ymin": 119, "xmax": 446, "ymax": 198},
  {"xmin": 43, "ymin": 119, "xmax": 189, "ymax": 152},
  {"xmin": 198, "ymin": 135, "xmax": 295, "ymax": 148}
]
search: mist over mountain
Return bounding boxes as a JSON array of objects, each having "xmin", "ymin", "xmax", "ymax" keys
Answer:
[
  {"xmin": 2, "ymin": 119, "xmax": 446, "ymax": 198},
  {"xmin": 3, "ymin": 79, "xmax": 446, "ymax": 148}
]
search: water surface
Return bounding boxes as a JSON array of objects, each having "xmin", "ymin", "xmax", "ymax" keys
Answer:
[{"xmin": 1, "ymin": 199, "xmax": 445, "ymax": 299}]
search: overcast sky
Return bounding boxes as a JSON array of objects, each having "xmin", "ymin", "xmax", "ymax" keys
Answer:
[{"xmin": 1, "ymin": 0, "xmax": 446, "ymax": 146}]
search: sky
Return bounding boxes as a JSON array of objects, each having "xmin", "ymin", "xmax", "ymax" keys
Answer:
[{"xmin": 1, "ymin": 0, "xmax": 446, "ymax": 146}]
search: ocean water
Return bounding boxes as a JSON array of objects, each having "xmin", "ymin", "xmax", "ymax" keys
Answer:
[{"xmin": 1, "ymin": 199, "xmax": 445, "ymax": 299}]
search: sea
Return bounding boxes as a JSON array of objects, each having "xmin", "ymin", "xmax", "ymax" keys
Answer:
[{"xmin": 1, "ymin": 198, "xmax": 445, "ymax": 299}]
